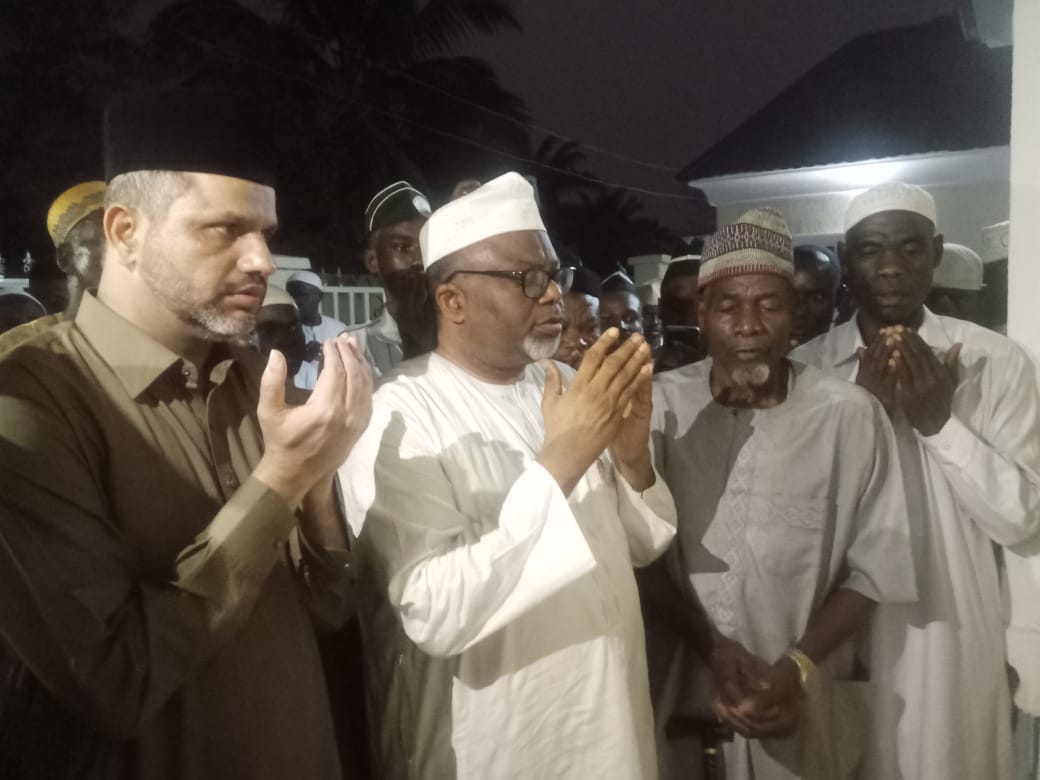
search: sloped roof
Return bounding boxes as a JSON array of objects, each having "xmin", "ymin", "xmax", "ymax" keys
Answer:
[{"xmin": 677, "ymin": 16, "xmax": 1012, "ymax": 182}]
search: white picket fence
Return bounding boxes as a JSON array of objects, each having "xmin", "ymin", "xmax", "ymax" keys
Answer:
[{"xmin": 322, "ymin": 285, "xmax": 386, "ymax": 326}]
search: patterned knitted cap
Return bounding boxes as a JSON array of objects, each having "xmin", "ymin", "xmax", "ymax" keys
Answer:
[{"xmin": 698, "ymin": 207, "xmax": 793, "ymax": 289}]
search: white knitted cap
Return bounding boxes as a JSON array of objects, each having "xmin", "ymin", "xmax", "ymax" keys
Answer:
[
  {"xmin": 844, "ymin": 182, "xmax": 937, "ymax": 233},
  {"xmin": 419, "ymin": 172, "xmax": 546, "ymax": 268},
  {"xmin": 932, "ymin": 244, "xmax": 983, "ymax": 291},
  {"xmin": 981, "ymin": 220, "xmax": 1009, "ymax": 263},
  {"xmin": 286, "ymin": 270, "xmax": 323, "ymax": 291}
]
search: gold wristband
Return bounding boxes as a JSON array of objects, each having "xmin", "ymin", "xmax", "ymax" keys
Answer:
[{"xmin": 784, "ymin": 648, "xmax": 818, "ymax": 693}]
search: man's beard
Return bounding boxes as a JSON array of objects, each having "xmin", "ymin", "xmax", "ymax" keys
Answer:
[
  {"xmin": 138, "ymin": 247, "xmax": 257, "ymax": 343},
  {"xmin": 730, "ymin": 362, "xmax": 771, "ymax": 388},
  {"xmin": 523, "ymin": 333, "xmax": 561, "ymax": 362}
]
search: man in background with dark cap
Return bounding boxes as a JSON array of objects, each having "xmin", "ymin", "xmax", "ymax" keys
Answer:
[
  {"xmin": 0, "ymin": 182, "xmax": 107, "ymax": 353},
  {"xmin": 0, "ymin": 88, "xmax": 371, "ymax": 780},
  {"xmin": 360, "ymin": 180, "xmax": 436, "ymax": 377},
  {"xmin": 655, "ymin": 255, "xmax": 704, "ymax": 372},
  {"xmin": 789, "ymin": 245, "xmax": 840, "ymax": 347},
  {"xmin": 552, "ymin": 263, "xmax": 601, "ymax": 369},
  {"xmin": 600, "ymin": 268, "xmax": 644, "ymax": 346}
]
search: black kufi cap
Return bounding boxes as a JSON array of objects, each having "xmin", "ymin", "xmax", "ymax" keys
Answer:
[
  {"xmin": 569, "ymin": 266, "xmax": 602, "ymax": 298},
  {"xmin": 601, "ymin": 269, "xmax": 638, "ymax": 295},
  {"xmin": 365, "ymin": 181, "xmax": 431, "ymax": 234},
  {"xmin": 104, "ymin": 88, "xmax": 276, "ymax": 186}
]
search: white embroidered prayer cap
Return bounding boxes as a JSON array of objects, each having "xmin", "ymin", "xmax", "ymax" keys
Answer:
[
  {"xmin": 981, "ymin": 220, "xmax": 1010, "ymax": 263},
  {"xmin": 419, "ymin": 172, "xmax": 546, "ymax": 269},
  {"xmin": 698, "ymin": 207, "xmax": 793, "ymax": 289},
  {"xmin": 932, "ymin": 244, "xmax": 983, "ymax": 291},
  {"xmin": 286, "ymin": 270, "xmax": 323, "ymax": 291},
  {"xmin": 844, "ymin": 182, "xmax": 937, "ymax": 233}
]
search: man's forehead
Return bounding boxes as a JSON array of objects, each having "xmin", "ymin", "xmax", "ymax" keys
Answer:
[
  {"xmin": 712, "ymin": 273, "xmax": 792, "ymax": 296},
  {"xmin": 475, "ymin": 230, "xmax": 556, "ymax": 265},
  {"xmin": 847, "ymin": 209, "xmax": 934, "ymax": 240},
  {"xmin": 378, "ymin": 219, "xmax": 425, "ymax": 240}
]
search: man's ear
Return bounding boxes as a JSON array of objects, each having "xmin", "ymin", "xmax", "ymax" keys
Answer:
[
  {"xmin": 104, "ymin": 204, "xmax": 141, "ymax": 268},
  {"xmin": 435, "ymin": 282, "xmax": 466, "ymax": 325},
  {"xmin": 933, "ymin": 234, "xmax": 945, "ymax": 269}
]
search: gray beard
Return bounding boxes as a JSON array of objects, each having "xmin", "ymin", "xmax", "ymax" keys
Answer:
[
  {"xmin": 523, "ymin": 333, "xmax": 562, "ymax": 362},
  {"xmin": 730, "ymin": 362, "xmax": 771, "ymax": 388}
]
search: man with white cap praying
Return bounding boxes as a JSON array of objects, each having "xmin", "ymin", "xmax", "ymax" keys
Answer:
[
  {"xmin": 925, "ymin": 242, "xmax": 984, "ymax": 323},
  {"xmin": 360, "ymin": 180, "xmax": 436, "ymax": 376},
  {"xmin": 650, "ymin": 207, "xmax": 913, "ymax": 780},
  {"xmin": 793, "ymin": 181, "xmax": 1040, "ymax": 780},
  {"xmin": 286, "ymin": 269, "xmax": 352, "ymax": 388},
  {"xmin": 339, "ymin": 171, "xmax": 677, "ymax": 778}
]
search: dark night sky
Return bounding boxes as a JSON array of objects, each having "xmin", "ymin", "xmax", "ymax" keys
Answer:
[{"xmin": 462, "ymin": 0, "xmax": 961, "ymax": 232}]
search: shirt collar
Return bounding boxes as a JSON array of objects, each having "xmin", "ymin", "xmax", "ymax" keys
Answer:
[
  {"xmin": 370, "ymin": 308, "xmax": 401, "ymax": 344},
  {"xmin": 821, "ymin": 317, "xmax": 865, "ymax": 368},
  {"xmin": 75, "ymin": 292, "xmax": 237, "ymax": 399}
]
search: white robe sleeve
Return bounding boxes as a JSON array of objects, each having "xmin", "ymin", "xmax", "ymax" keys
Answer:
[
  {"xmin": 917, "ymin": 350, "xmax": 1040, "ymax": 547},
  {"xmin": 346, "ymin": 404, "xmax": 597, "ymax": 659},
  {"xmin": 611, "ymin": 465, "xmax": 677, "ymax": 567}
]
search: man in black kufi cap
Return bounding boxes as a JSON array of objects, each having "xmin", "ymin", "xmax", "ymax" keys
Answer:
[
  {"xmin": 0, "ymin": 88, "xmax": 371, "ymax": 779},
  {"xmin": 360, "ymin": 180, "xmax": 435, "ymax": 376}
]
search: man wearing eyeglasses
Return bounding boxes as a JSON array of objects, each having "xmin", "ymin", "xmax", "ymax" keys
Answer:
[{"xmin": 339, "ymin": 172, "xmax": 678, "ymax": 778}]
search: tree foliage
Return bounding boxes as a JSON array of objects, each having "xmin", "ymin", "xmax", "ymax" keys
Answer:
[{"xmin": 0, "ymin": 0, "xmax": 678, "ymax": 274}]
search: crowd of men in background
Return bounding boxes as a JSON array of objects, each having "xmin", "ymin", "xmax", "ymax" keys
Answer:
[{"xmin": 0, "ymin": 86, "xmax": 1037, "ymax": 780}]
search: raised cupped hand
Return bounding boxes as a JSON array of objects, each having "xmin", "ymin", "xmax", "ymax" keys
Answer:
[
  {"xmin": 538, "ymin": 329, "xmax": 653, "ymax": 495},
  {"xmin": 254, "ymin": 334, "xmax": 373, "ymax": 507}
]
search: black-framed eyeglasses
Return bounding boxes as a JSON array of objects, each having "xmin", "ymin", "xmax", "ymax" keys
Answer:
[{"xmin": 446, "ymin": 265, "xmax": 574, "ymax": 299}]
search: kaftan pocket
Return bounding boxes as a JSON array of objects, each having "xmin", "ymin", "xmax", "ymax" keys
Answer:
[{"xmin": 745, "ymin": 493, "xmax": 828, "ymax": 579}]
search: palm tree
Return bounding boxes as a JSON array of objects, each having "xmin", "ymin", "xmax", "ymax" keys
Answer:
[{"xmin": 143, "ymin": 0, "xmax": 532, "ymax": 270}]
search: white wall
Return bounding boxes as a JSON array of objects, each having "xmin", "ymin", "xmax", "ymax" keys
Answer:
[{"xmin": 1008, "ymin": 0, "xmax": 1040, "ymax": 354}]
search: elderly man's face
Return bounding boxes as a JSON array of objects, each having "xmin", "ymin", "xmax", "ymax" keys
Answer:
[
  {"xmin": 841, "ymin": 210, "xmax": 941, "ymax": 328},
  {"xmin": 136, "ymin": 172, "xmax": 277, "ymax": 341},
  {"xmin": 448, "ymin": 230, "xmax": 564, "ymax": 371},
  {"xmin": 700, "ymin": 274, "xmax": 793, "ymax": 382},
  {"xmin": 553, "ymin": 291, "xmax": 599, "ymax": 369}
]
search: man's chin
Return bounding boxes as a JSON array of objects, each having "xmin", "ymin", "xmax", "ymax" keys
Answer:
[
  {"xmin": 193, "ymin": 309, "xmax": 257, "ymax": 344},
  {"xmin": 524, "ymin": 334, "xmax": 562, "ymax": 362}
]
